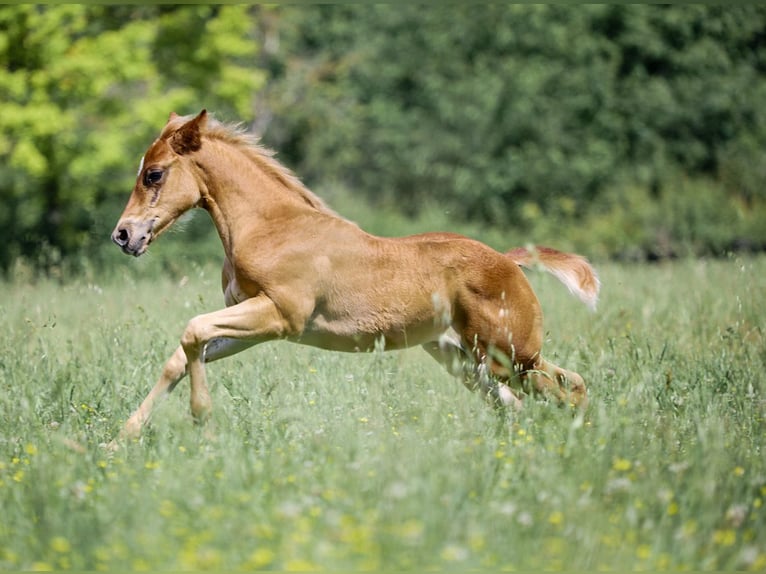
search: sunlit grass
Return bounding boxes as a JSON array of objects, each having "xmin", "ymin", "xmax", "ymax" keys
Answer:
[{"xmin": 0, "ymin": 256, "xmax": 764, "ymax": 570}]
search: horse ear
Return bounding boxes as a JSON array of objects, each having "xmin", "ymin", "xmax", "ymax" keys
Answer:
[{"xmin": 170, "ymin": 109, "xmax": 208, "ymax": 155}]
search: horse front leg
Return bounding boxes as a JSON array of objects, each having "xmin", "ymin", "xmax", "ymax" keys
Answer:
[
  {"xmin": 179, "ymin": 294, "xmax": 290, "ymax": 425},
  {"xmin": 115, "ymin": 338, "xmax": 257, "ymax": 444},
  {"xmin": 421, "ymin": 329, "xmax": 523, "ymax": 411},
  {"xmin": 119, "ymin": 345, "xmax": 187, "ymax": 441}
]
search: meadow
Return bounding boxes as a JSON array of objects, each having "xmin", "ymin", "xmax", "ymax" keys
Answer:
[{"xmin": 0, "ymin": 255, "xmax": 764, "ymax": 570}]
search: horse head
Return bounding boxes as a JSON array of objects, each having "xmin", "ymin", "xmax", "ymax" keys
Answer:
[{"xmin": 112, "ymin": 110, "xmax": 208, "ymax": 256}]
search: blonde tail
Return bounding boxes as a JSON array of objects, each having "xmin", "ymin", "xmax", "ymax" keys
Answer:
[{"xmin": 507, "ymin": 246, "xmax": 600, "ymax": 310}]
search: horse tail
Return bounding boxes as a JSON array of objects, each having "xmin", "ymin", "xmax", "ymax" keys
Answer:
[{"xmin": 506, "ymin": 246, "xmax": 600, "ymax": 311}]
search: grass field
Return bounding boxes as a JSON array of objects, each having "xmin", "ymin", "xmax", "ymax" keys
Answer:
[{"xmin": 0, "ymin": 255, "xmax": 764, "ymax": 570}]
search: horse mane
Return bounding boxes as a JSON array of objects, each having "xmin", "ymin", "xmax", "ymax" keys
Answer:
[{"xmin": 163, "ymin": 113, "xmax": 338, "ymax": 216}]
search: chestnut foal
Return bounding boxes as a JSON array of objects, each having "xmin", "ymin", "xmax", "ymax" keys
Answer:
[{"xmin": 111, "ymin": 110, "xmax": 599, "ymax": 441}]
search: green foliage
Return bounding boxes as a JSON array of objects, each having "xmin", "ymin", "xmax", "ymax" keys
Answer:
[
  {"xmin": 0, "ymin": 257, "xmax": 764, "ymax": 569},
  {"xmin": 263, "ymin": 5, "xmax": 766, "ymax": 255},
  {"xmin": 540, "ymin": 175, "xmax": 766, "ymax": 261},
  {"xmin": 0, "ymin": 5, "xmax": 263, "ymax": 271},
  {"xmin": 3, "ymin": 5, "xmax": 766, "ymax": 271}
]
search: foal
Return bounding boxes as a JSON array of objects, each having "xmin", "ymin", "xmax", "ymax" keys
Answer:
[{"xmin": 112, "ymin": 110, "xmax": 599, "ymax": 440}]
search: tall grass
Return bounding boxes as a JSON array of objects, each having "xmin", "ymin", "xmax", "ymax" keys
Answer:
[{"xmin": 0, "ymin": 256, "xmax": 764, "ymax": 570}]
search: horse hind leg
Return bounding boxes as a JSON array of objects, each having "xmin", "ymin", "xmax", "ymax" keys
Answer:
[
  {"xmin": 522, "ymin": 357, "xmax": 588, "ymax": 409},
  {"xmin": 421, "ymin": 329, "xmax": 523, "ymax": 411},
  {"xmin": 476, "ymin": 362, "xmax": 524, "ymax": 411}
]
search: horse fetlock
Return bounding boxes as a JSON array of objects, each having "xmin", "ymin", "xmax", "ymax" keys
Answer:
[
  {"xmin": 566, "ymin": 380, "xmax": 588, "ymax": 410},
  {"xmin": 558, "ymin": 370, "xmax": 588, "ymax": 409},
  {"xmin": 190, "ymin": 393, "xmax": 212, "ymax": 424}
]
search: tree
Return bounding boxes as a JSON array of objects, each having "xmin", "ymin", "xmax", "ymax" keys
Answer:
[
  {"xmin": 262, "ymin": 5, "xmax": 766, "ymax": 244},
  {"xmin": 0, "ymin": 5, "xmax": 264, "ymax": 271},
  {"xmin": 2, "ymin": 5, "xmax": 766, "ymax": 269}
]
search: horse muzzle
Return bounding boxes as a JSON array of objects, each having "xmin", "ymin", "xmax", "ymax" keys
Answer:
[{"xmin": 111, "ymin": 219, "xmax": 154, "ymax": 257}]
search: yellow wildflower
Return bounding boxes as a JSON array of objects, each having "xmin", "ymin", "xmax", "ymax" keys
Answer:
[
  {"xmin": 245, "ymin": 548, "xmax": 275, "ymax": 569},
  {"xmin": 285, "ymin": 558, "xmax": 319, "ymax": 571},
  {"xmin": 712, "ymin": 529, "xmax": 737, "ymax": 547},
  {"xmin": 50, "ymin": 537, "xmax": 71, "ymax": 553},
  {"xmin": 548, "ymin": 511, "xmax": 564, "ymax": 526},
  {"xmin": 636, "ymin": 544, "xmax": 651, "ymax": 560}
]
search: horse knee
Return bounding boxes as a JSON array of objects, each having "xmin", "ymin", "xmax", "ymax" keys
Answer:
[
  {"xmin": 180, "ymin": 315, "xmax": 209, "ymax": 357},
  {"xmin": 162, "ymin": 346, "xmax": 188, "ymax": 382}
]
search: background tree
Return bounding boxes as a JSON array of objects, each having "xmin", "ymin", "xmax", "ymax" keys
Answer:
[
  {"xmin": 262, "ymin": 5, "xmax": 766, "ymax": 256},
  {"xmin": 1, "ymin": 5, "xmax": 765, "ymax": 272},
  {"xmin": 0, "ymin": 5, "xmax": 263, "ymax": 271}
]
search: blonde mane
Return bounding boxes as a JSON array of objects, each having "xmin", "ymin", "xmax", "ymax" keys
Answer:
[{"xmin": 164, "ymin": 113, "xmax": 337, "ymax": 216}]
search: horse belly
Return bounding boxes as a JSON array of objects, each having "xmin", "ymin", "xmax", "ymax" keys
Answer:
[
  {"xmin": 295, "ymin": 326, "xmax": 442, "ymax": 353},
  {"xmin": 300, "ymin": 302, "xmax": 448, "ymax": 352},
  {"xmin": 295, "ymin": 240, "xmax": 458, "ymax": 351}
]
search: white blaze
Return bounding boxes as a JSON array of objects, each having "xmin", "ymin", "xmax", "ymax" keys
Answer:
[{"xmin": 136, "ymin": 156, "xmax": 145, "ymax": 177}]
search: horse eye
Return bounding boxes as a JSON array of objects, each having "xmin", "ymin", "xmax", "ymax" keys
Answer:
[{"xmin": 144, "ymin": 169, "xmax": 164, "ymax": 186}]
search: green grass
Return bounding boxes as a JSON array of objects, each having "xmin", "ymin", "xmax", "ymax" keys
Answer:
[{"xmin": 0, "ymin": 256, "xmax": 764, "ymax": 570}]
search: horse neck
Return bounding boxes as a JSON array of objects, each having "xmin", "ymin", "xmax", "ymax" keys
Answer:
[{"xmin": 195, "ymin": 139, "xmax": 323, "ymax": 255}]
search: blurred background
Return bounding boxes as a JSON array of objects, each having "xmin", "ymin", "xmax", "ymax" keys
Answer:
[{"xmin": 2, "ymin": 5, "xmax": 765, "ymax": 277}]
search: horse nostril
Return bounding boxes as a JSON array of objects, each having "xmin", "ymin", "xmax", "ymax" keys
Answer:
[{"xmin": 113, "ymin": 227, "xmax": 130, "ymax": 246}]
